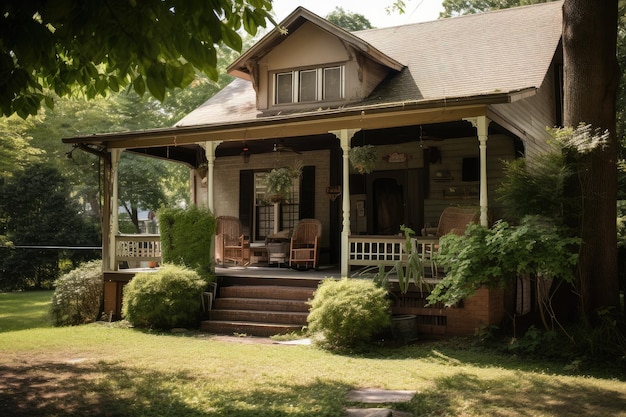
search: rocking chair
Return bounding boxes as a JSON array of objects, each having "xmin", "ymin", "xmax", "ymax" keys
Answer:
[
  {"xmin": 289, "ymin": 219, "xmax": 322, "ymax": 270},
  {"xmin": 215, "ymin": 216, "xmax": 249, "ymax": 267}
]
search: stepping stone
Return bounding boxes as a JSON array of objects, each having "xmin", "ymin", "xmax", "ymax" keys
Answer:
[
  {"xmin": 346, "ymin": 388, "xmax": 416, "ymax": 404},
  {"xmin": 344, "ymin": 408, "xmax": 412, "ymax": 417}
]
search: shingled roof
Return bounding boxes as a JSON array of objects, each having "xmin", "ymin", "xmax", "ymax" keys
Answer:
[{"xmin": 176, "ymin": 1, "xmax": 563, "ymax": 127}]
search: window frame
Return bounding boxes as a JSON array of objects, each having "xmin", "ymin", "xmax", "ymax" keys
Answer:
[{"xmin": 273, "ymin": 65, "xmax": 344, "ymax": 106}]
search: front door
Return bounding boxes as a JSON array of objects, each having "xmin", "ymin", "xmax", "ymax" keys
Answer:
[
  {"xmin": 366, "ymin": 169, "xmax": 424, "ymax": 235},
  {"xmin": 372, "ymin": 177, "xmax": 404, "ymax": 235}
]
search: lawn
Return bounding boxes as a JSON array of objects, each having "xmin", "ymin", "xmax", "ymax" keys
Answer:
[{"xmin": 1, "ymin": 291, "xmax": 625, "ymax": 416}]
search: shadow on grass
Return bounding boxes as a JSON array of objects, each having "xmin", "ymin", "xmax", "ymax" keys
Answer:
[
  {"xmin": 409, "ymin": 370, "xmax": 626, "ymax": 416},
  {"xmin": 354, "ymin": 339, "xmax": 626, "ymax": 381},
  {"xmin": 0, "ymin": 360, "xmax": 351, "ymax": 417}
]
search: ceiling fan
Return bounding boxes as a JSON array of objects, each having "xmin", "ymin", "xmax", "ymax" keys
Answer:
[{"xmin": 273, "ymin": 141, "xmax": 301, "ymax": 154}]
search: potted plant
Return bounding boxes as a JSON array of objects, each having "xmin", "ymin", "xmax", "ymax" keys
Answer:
[
  {"xmin": 264, "ymin": 162, "xmax": 302, "ymax": 203},
  {"xmin": 365, "ymin": 225, "xmax": 424, "ymax": 342},
  {"xmin": 349, "ymin": 145, "xmax": 378, "ymax": 174}
]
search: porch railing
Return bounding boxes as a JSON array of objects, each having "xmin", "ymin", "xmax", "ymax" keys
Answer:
[
  {"xmin": 115, "ymin": 234, "xmax": 162, "ymax": 268},
  {"xmin": 348, "ymin": 235, "xmax": 440, "ymax": 279}
]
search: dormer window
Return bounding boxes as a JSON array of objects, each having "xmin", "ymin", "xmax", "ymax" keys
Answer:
[{"xmin": 274, "ymin": 65, "xmax": 344, "ymax": 105}]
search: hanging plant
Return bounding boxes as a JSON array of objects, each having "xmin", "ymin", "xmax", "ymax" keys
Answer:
[
  {"xmin": 349, "ymin": 145, "xmax": 378, "ymax": 174},
  {"xmin": 196, "ymin": 163, "xmax": 208, "ymax": 179},
  {"xmin": 265, "ymin": 162, "xmax": 302, "ymax": 203}
]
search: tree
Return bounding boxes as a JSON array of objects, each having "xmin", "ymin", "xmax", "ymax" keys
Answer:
[
  {"xmin": 562, "ymin": 0, "xmax": 621, "ymax": 316},
  {"xmin": 439, "ymin": 0, "xmax": 550, "ymax": 17},
  {"xmin": 0, "ymin": 0, "xmax": 275, "ymax": 118},
  {"xmin": 0, "ymin": 162, "xmax": 100, "ymax": 290},
  {"xmin": 325, "ymin": 7, "xmax": 374, "ymax": 31}
]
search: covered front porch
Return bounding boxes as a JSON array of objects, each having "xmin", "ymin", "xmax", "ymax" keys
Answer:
[{"xmin": 105, "ymin": 230, "xmax": 504, "ymax": 337}]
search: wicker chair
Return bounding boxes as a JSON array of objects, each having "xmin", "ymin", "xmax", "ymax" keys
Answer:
[
  {"xmin": 421, "ymin": 207, "xmax": 480, "ymax": 278},
  {"xmin": 423, "ymin": 206, "xmax": 481, "ymax": 237},
  {"xmin": 215, "ymin": 216, "xmax": 249, "ymax": 267},
  {"xmin": 289, "ymin": 219, "xmax": 322, "ymax": 270}
]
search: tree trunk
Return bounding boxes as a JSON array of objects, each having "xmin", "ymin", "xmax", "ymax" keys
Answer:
[{"xmin": 563, "ymin": 0, "xmax": 621, "ymax": 317}]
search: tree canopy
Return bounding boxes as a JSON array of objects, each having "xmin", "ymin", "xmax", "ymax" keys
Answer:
[
  {"xmin": 325, "ymin": 7, "xmax": 374, "ymax": 31},
  {"xmin": 0, "ymin": 0, "xmax": 275, "ymax": 118}
]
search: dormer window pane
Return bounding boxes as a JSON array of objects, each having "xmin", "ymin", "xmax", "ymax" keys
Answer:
[
  {"xmin": 324, "ymin": 67, "xmax": 342, "ymax": 100},
  {"xmin": 276, "ymin": 72, "xmax": 293, "ymax": 104},
  {"xmin": 299, "ymin": 70, "xmax": 317, "ymax": 102}
]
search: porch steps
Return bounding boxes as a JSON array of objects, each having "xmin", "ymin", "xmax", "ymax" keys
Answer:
[{"xmin": 200, "ymin": 284, "xmax": 316, "ymax": 337}]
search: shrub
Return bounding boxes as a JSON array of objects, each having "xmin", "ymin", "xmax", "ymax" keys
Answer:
[
  {"xmin": 122, "ymin": 264, "xmax": 205, "ymax": 329},
  {"xmin": 50, "ymin": 260, "xmax": 103, "ymax": 326},
  {"xmin": 307, "ymin": 278, "xmax": 391, "ymax": 350},
  {"xmin": 158, "ymin": 206, "xmax": 216, "ymax": 281}
]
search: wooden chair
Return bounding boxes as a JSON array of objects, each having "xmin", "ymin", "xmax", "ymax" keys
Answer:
[
  {"xmin": 289, "ymin": 219, "xmax": 322, "ymax": 270},
  {"xmin": 215, "ymin": 216, "xmax": 249, "ymax": 267}
]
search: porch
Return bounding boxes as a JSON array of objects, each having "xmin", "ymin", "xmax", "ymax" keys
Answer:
[{"xmin": 105, "ymin": 234, "xmax": 504, "ymax": 337}]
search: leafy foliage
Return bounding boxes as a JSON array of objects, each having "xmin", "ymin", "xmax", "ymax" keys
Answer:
[
  {"xmin": 428, "ymin": 216, "xmax": 580, "ymax": 308},
  {"xmin": 325, "ymin": 7, "xmax": 374, "ymax": 31},
  {"xmin": 440, "ymin": 0, "xmax": 553, "ymax": 17},
  {"xmin": 497, "ymin": 151, "xmax": 573, "ymax": 225},
  {"xmin": 264, "ymin": 164, "xmax": 301, "ymax": 202},
  {"xmin": 122, "ymin": 264, "xmax": 205, "ymax": 329},
  {"xmin": 0, "ymin": 162, "xmax": 100, "ymax": 290},
  {"xmin": 50, "ymin": 260, "xmax": 103, "ymax": 326},
  {"xmin": 1, "ymin": 0, "xmax": 275, "ymax": 118},
  {"xmin": 158, "ymin": 206, "xmax": 216, "ymax": 281},
  {"xmin": 307, "ymin": 278, "xmax": 391, "ymax": 350},
  {"xmin": 349, "ymin": 145, "xmax": 378, "ymax": 174}
]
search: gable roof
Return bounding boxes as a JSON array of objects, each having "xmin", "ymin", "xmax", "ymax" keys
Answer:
[
  {"xmin": 176, "ymin": 1, "xmax": 563, "ymax": 128},
  {"xmin": 227, "ymin": 6, "xmax": 404, "ymax": 81}
]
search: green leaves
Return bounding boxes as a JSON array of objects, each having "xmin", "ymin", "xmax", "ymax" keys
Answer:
[
  {"xmin": 427, "ymin": 216, "xmax": 581, "ymax": 307},
  {"xmin": 1, "ymin": 0, "xmax": 275, "ymax": 118}
]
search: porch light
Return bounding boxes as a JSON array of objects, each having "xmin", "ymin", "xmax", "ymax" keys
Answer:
[{"xmin": 326, "ymin": 185, "xmax": 342, "ymax": 201}]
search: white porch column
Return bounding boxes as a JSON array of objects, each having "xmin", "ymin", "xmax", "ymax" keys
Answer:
[
  {"xmin": 464, "ymin": 116, "xmax": 491, "ymax": 227},
  {"xmin": 109, "ymin": 149, "xmax": 122, "ymax": 270},
  {"xmin": 204, "ymin": 141, "xmax": 222, "ymax": 213},
  {"xmin": 330, "ymin": 128, "xmax": 360, "ymax": 277}
]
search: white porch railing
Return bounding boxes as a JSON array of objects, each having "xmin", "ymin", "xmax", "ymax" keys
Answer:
[
  {"xmin": 115, "ymin": 234, "xmax": 162, "ymax": 268},
  {"xmin": 348, "ymin": 235, "xmax": 440, "ymax": 278}
]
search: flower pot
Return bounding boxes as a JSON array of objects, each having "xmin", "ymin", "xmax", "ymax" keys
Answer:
[{"xmin": 391, "ymin": 314, "xmax": 418, "ymax": 342}]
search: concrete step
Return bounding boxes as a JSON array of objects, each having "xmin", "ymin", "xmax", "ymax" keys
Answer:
[
  {"xmin": 214, "ymin": 297, "xmax": 311, "ymax": 312},
  {"xmin": 209, "ymin": 309, "xmax": 309, "ymax": 325},
  {"xmin": 219, "ymin": 285, "xmax": 315, "ymax": 301},
  {"xmin": 200, "ymin": 320, "xmax": 304, "ymax": 337}
]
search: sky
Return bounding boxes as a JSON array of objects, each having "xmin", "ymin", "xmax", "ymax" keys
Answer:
[{"xmin": 269, "ymin": 0, "xmax": 445, "ymax": 29}]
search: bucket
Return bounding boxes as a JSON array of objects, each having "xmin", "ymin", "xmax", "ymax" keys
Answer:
[{"xmin": 391, "ymin": 314, "xmax": 418, "ymax": 342}]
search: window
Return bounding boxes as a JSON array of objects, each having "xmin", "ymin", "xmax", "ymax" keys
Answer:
[
  {"xmin": 253, "ymin": 171, "xmax": 300, "ymax": 241},
  {"xmin": 274, "ymin": 65, "xmax": 343, "ymax": 105}
]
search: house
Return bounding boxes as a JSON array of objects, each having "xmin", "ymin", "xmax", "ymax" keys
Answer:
[{"xmin": 63, "ymin": 1, "xmax": 565, "ymax": 335}]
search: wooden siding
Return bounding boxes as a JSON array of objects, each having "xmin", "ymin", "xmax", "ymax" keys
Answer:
[
  {"xmin": 422, "ymin": 134, "xmax": 517, "ymax": 226},
  {"xmin": 490, "ymin": 62, "xmax": 559, "ymax": 161}
]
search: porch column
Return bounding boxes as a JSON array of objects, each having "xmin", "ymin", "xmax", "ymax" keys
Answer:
[
  {"xmin": 204, "ymin": 141, "xmax": 222, "ymax": 213},
  {"xmin": 464, "ymin": 116, "xmax": 491, "ymax": 227},
  {"xmin": 108, "ymin": 149, "xmax": 122, "ymax": 270},
  {"xmin": 330, "ymin": 128, "xmax": 360, "ymax": 277}
]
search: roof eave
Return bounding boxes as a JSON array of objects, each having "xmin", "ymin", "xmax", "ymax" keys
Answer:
[{"xmin": 63, "ymin": 88, "xmax": 531, "ymax": 147}]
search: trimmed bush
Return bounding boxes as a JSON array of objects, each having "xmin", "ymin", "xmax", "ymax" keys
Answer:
[
  {"xmin": 50, "ymin": 260, "xmax": 103, "ymax": 326},
  {"xmin": 307, "ymin": 278, "xmax": 391, "ymax": 350},
  {"xmin": 158, "ymin": 205, "xmax": 216, "ymax": 281},
  {"xmin": 122, "ymin": 264, "xmax": 205, "ymax": 329}
]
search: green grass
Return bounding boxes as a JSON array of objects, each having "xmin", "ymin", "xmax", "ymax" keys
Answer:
[
  {"xmin": 0, "ymin": 290, "xmax": 53, "ymax": 332},
  {"xmin": 1, "ymin": 291, "xmax": 626, "ymax": 416}
]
